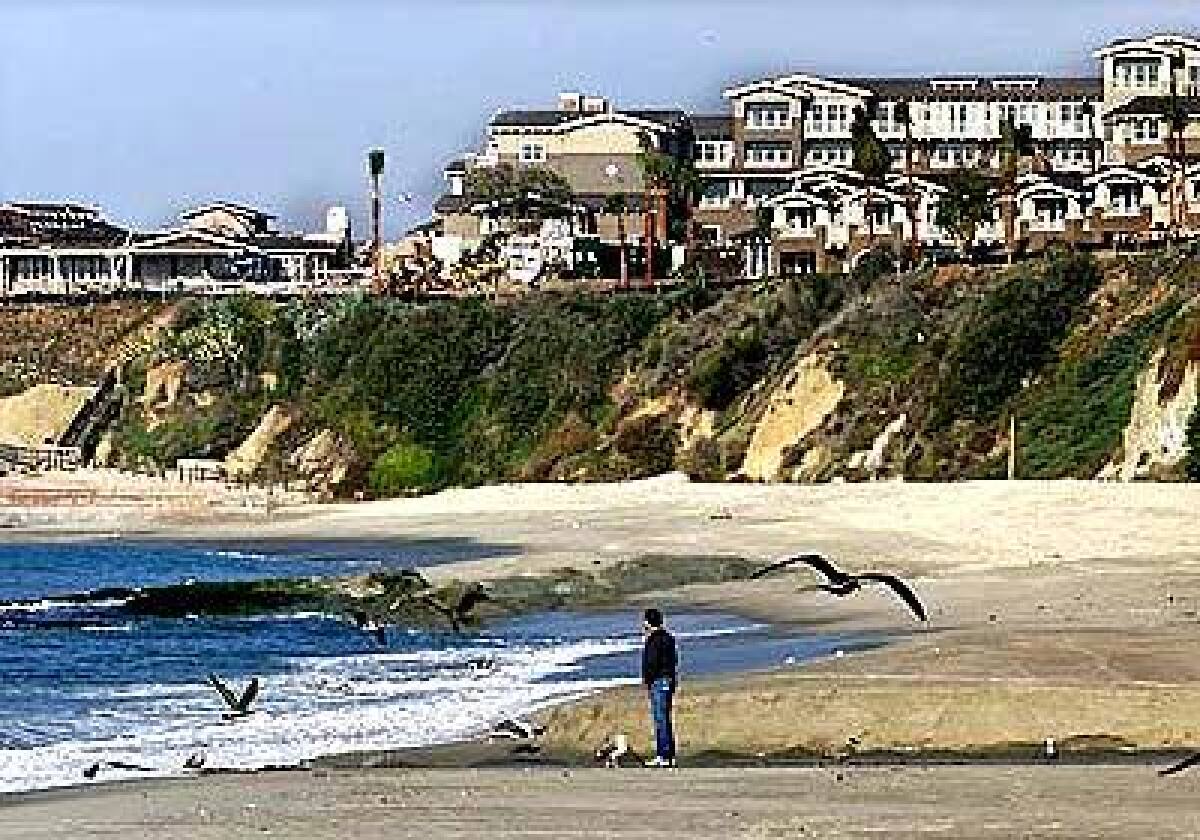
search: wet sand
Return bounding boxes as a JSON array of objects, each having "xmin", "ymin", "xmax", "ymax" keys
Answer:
[
  {"xmin": 7, "ymin": 764, "xmax": 1200, "ymax": 839},
  {"xmin": 5, "ymin": 476, "xmax": 1200, "ymax": 835}
]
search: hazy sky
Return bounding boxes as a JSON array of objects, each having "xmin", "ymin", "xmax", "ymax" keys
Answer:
[{"xmin": 2, "ymin": 0, "xmax": 1198, "ymax": 237}]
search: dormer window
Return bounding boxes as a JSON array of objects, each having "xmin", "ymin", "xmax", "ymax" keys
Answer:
[
  {"xmin": 992, "ymin": 79, "xmax": 1040, "ymax": 92},
  {"xmin": 1115, "ymin": 60, "xmax": 1161, "ymax": 89},
  {"xmin": 931, "ymin": 79, "xmax": 978, "ymax": 93},
  {"xmin": 745, "ymin": 103, "xmax": 791, "ymax": 130}
]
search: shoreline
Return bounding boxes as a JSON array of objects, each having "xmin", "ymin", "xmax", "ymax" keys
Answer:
[{"xmin": 5, "ymin": 478, "xmax": 1200, "ymax": 836}]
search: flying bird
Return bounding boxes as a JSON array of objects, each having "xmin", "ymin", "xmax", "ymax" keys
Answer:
[
  {"xmin": 352, "ymin": 610, "xmax": 387, "ymax": 646},
  {"xmin": 207, "ymin": 673, "xmax": 261, "ymax": 720},
  {"xmin": 751, "ymin": 553, "xmax": 927, "ymax": 622},
  {"xmin": 1159, "ymin": 753, "xmax": 1200, "ymax": 776},
  {"xmin": 490, "ymin": 718, "xmax": 546, "ymax": 740},
  {"xmin": 398, "ymin": 583, "xmax": 493, "ymax": 634}
]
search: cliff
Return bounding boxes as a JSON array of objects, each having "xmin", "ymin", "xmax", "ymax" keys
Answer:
[{"xmin": 6, "ymin": 249, "xmax": 1199, "ymax": 493}]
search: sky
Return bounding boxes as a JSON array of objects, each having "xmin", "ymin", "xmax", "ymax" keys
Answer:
[{"xmin": 1, "ymin": 0, "xmax": 1198, "ymax": 238}]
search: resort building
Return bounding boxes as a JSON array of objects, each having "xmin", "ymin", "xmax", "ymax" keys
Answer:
[
  {"xmin": 433, "ymin": 93, "xmax": 691, "ymax": 266},
  {"xmin": 432, "ymin": 31, "xmax": 1200, "ymax": 278}
]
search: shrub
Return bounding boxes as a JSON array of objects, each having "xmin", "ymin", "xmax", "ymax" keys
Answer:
[
  {"xmin": 613, "ymin": 412, "xmax": 679, "ymax": 478},
  {"xmin": 676, "ymin": 436, "xmax": 724, "ymax": 482},
  {"xmin": 1186, "ymin": 406, "xmax": 1200, "ymax": 482},
  {"xmin": 686, "ymin": 328, "xmax": 768, "ymax": 411},
  {"xmin": 851, "ymin": 247, "xmax": 896, "ymax": 288},
  {"xmin": 930, "ymin": 252, "xmax": 1101, "ymax": 427},
  {"xmin": 1017, "ymin": 301, "xmax": 1180, "ymax": 478},
  {"xmin": 369, "ymin": 442, "xmax": 437, "ymax": 496}
]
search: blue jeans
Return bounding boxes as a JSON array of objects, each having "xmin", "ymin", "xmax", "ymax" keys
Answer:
[{"xmin": 648, "ymin": 677, "xmax": 675, "ymax": 760}]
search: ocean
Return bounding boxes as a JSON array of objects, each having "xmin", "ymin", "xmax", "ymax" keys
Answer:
[{"xmin": 0, "ymin": 540, "xmax": 875, "ymax": 794}]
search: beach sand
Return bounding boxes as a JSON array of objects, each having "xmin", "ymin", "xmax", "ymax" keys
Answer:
[{"xmin": 5, "ymin": 476, "xmax": 1200, "ymax": 836}]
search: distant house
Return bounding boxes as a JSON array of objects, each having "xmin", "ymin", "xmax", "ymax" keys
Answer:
[{"xmin": 0, "ymin": 199, "xmax": 352, "ymax": 297}]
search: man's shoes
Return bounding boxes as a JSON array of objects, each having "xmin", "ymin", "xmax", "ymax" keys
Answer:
[{"xmin": 643, "ymin": 756, "xmax": 676, "ymax": 768}]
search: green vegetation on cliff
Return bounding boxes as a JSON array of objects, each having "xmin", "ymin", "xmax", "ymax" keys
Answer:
[{"xmin": 14, "ymin": 247, "xmax": 1198, "ymax": 491}]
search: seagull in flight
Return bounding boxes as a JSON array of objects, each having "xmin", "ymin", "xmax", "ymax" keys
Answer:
[
  {"xmin": 396, "ymin": 583, "xmax": 493, "ymax": 634},
  {"xmin": 1159, "ymin": 753, "xmax": 1200, "ymax": 776},
  {"xmin": 751, "ymin": 553, "xmax": 928, "ymax": 622},
  {"xmin": 207, "ymin": 673, "xmax": 261, "ymax": 720},
  {"xmin": 352, "ymin": 610, "xmax": 387, "ymax": 646}
]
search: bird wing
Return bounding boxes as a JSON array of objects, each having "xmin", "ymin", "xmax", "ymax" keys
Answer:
[
  {"xmin": 856, "ymin": 573, "xmax": 928, "ymax": 622},
  {"xmin": 207, "ymin": 673, "xmax": 240, "ymax": 711},
  {"xmin": 457, "ymin": 588, "xmax": 492, "ymax": 618},
  {"xmin": 1160, "ymin": 753, "xmax": 1200, "ymax": 776},
  {"xmin": 751, "ymin": 553, "xmax": 847, "ymax": 584},
  {"xmin": 236, "ymin": 677, "xmax": 260, "ymax": 712}
]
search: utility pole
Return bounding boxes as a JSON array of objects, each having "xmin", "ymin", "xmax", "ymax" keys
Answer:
[
  {"xmin": 368, "ymin": 148, "xmax": 385, "ymax": 294},
  {"xmin": 1008, "ymin": 414, "xmax": 1017, "ymax": 481},
  {"xmin": 644, "ymin": 195, "xmax": 654, "ymax": 289}
]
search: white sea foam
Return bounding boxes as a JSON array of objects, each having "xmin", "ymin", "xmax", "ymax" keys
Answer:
[
  {"xmin": 0, "ymin": 621, "xmax": 760, "ymax": 794},
  {"xmin": 0, "ymin": 635, "xmax": 641, "ymax": 794},
  {"xmin": 0, "ymin": 596, "xmax": 131, "ymax": 614}
]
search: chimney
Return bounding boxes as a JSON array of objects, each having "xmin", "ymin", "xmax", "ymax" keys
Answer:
[
  {"xmin": 582, "ymin": 95, "xmax": 610, "ymax": 114},
  {"xmin": 559, "ymin": 92, "xmax": 582, "ymax": 112}
]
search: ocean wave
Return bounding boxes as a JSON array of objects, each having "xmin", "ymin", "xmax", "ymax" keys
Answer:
[{"xmin": 0, "ymin": 635, "xmax": 640, "ymax": 795}]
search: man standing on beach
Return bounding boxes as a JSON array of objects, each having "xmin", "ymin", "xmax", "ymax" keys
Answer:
[{"xmin": 641, "ymin": 608, "xmax": 677, "ymax": 768}]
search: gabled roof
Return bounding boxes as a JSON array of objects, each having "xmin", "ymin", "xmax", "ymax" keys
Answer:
[
  {"xmin": 1104, "ymin": 96, "xmax": 1200, "ymax": 120},
  {"xmin": 1016, "ymin": 178, "xmax": 1083, "ymax": 201},
  {"xmin": 884, "ymin": 173, "xmax": 948, "ymax": 194},
  {"xmin": 130, "ymin": 228, "xmax": 260, "ymax": 252},
  {"xmin": 723, "ymin": 73, "xmax": 874, "ymax": 101},
  {"xmin": 1095, "ymin": 33, "xmax": 1200, "ymax": 59},
  {"xmin": 764, "ymin": 189, "xmax": 831, "ymax": 208},
  {"xmin": 179, "ymin": 201, "xmax": 275, "ymax": 221},
  {"xmin": 1083, "ymin": 166, "xmax": 1160, "ymax": 186},
  {"xmin": 490, "ymin": 108, "xmax": 687, "ymax": 132}
]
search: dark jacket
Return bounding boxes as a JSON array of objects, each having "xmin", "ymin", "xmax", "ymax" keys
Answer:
[{"xmin": 642, "ymin": 627, "xmax": 677, "ymax": 689}]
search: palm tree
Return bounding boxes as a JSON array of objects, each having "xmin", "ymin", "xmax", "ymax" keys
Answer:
[
  {"xmin": 851, "ymin": 104, "xmax": 891, "ymax": 249},
  {"xmin": 1165, "ymin": 96, "xmax": 1188, "ymax": 238},
  {"xmin": 636, "ymin": 132, "xmax": 704, "ymax": 280},
  {"xmin": 1169, "ymin": 50, "xmax": 1189, "ymax": 237},
  {"xmin": 603, "ymin": 193, "xmax": 629, "ymax": 288},
  {"xmin": 998, "ymin": 117, "xmax": 1035, "ymax": 264},
  {"xmin": 1079, "ymin": 100, "xmax": 1098, "ymax": 176},
  {"xmin": 894, "ymin": 99, "xmax": 918, "ymax": 264}
]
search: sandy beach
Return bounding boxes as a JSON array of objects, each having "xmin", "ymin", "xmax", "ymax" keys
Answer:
[{"xmin": 5, "ymin": 475, "xmax": 1200, "ymax": 837}]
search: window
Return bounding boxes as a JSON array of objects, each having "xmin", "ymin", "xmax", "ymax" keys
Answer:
[
  {"xmin": 1118, "ymin": 60, "xmax": 1162, "ymax": 89},
  {"xmin": 519, "ymin": 143, "xmax": 546, "ymax": 162},
  {"xmin": 1131, "ymin": 118, "xmax": 1161, "ymax": 143},
  {"xmin": 1109, "ymin": 184, "xmax": 1140, "ymax": 214},
  {"xmin": 746, "ymin": 103, "xmax": 791, "ymax": 129},
  {"xmin": 699, "ymin": 181, "xmax": 730, "ymax": 209},
  {"xmin": 694, "ymin": 141, "xmax": 730, "ymax": 165},
  {"xmin": 785, "ymin": 207, "xmax": 815, "ymax": 231},
  {"xmin": 745, "ymin": 143, "xmax": 792, "ymax": 167}
]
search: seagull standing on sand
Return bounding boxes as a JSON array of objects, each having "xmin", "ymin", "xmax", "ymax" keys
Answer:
[
  {"xmin": 206, "ymin": 673, "xmax": 261, "ymax": 721},
  {"xmin": 751, "ymin": 553, "xmax": 928, "ymax": 622}
]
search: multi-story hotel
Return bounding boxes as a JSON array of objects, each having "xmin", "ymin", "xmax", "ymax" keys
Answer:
[{"xmin": 435, "ymin": 32, "xmax": 1200, "ymax": 277}]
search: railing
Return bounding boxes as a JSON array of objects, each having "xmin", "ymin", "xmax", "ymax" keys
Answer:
[{"xmin": 0, "ymin": 443, "xmax": 83, "ymax": 473}]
